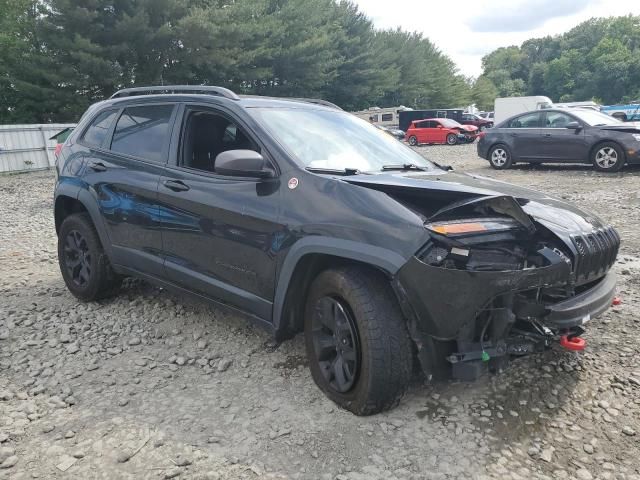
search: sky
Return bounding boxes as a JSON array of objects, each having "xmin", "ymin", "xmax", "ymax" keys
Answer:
[{"xmin": 353, "ymin": 0, "xmax": 640, "ymax": 78}]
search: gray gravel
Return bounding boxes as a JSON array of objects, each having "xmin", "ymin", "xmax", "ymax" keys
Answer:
[{"xmin": 0, "ymin": 144, "xmax": 639, "ymax": 479}]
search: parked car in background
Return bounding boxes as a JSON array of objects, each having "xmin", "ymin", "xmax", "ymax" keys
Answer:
[
  {"xmin": 478, "ymin": 111, "xmax": 494, "ymax": 120},
  {"xmin": 600, "ymin": 102, "xmax": 640, "ymax": 122},
  {"xmin": 494, "ymin": 96, "xmax": 553, "ymax": 125},
  {"xmin": 477, "ymin": 108, "xmax": 640, "ymax": 172},
  {"xmin": 461, "ymin": 113, "xmax": 493, "ymax": 130},
  {"xmin": 375, "ymin": 124, "xmax": 405, "ymax": 140},
  {"xmin": 406, "ymin": 118, "xmax": 478, "ymax": 146},
  {"xmin": 399, "ymin": 109, "xmax": 464, "ymax": 131}
]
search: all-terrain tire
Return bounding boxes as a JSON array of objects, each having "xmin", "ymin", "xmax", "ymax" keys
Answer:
[
  {"xmin": 58, "ymin": 213, "xmax": 122, "ymax": 301},
  {"xmin": 304, "ymin": 267, "xmax": 412, "ymax": 416}
]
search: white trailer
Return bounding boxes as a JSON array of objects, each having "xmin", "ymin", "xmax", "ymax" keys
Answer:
[{"xmin": 493, "ymin": 96, "xmax": 553, "ymax": 125}]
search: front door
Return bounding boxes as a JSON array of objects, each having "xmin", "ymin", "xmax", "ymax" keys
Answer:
[
  {"xmin": 157, "ymin": 105, "xmax": 283, "ymax": 320},
  {"xmin": 80, "ymin": 103, "xmax": 176, "ymax": 277}
]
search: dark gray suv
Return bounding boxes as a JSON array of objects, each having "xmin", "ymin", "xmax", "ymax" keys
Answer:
[
  {"xmin": 478, "ymin": 108, "xmax": 640, "ymax": 172},
  {"xmin": 55, "ymin": 86, "xmax": 619, "ymax": 415}
]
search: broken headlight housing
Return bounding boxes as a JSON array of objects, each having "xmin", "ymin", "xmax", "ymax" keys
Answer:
[
  {"xmin": 425, "ymin": 217, "xmax": 523, "ymax": 237},
  {"xmin": 420, "ymin": 217, "xmax": 530, "ymax": 271}
]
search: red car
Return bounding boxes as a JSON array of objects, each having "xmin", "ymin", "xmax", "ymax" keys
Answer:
[
  {"xmin": 461, "ymin": 113, "xmax": 494, "ymax": 130},
  {"xmin": 405, "ymin": 118, "xmax": 478, "ymax": 146}
]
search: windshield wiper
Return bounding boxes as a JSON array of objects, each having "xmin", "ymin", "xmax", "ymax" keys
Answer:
[
  {"xmin": 305, "ymin": 167, "xmax": 361, "ymax": 176},
  {"xmin": 381, "ymin": 163, "xmax": 428, "ymax": 172}
]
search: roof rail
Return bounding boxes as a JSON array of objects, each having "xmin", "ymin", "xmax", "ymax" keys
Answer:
[
  {"xmin": 109, "ymin": 85, "xmax": 240, "ymax": 100},
  {"xmin": 287, "ymin": 98, "xmax": 343, "ymax": 110}
]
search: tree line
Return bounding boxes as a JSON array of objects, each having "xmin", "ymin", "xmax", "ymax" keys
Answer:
[
  {"xmin": 477, "ymin": 15, "xmax": 640, "ymax": 108},
  {"xmin": 0, "ymin": 0, "xmax": 472, "ymax": 123}
]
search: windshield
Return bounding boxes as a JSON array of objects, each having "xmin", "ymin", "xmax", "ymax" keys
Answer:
[
  {"xmin": 249, "ymin": 108, "xmax": 436, "ymax": 172},
  {"xmin": 440, "ymin": 119, "xmax": 461, "ymax": 128},
  {"xmin": 570, "ymin": 109, "xmax": 623, "ymax": 126}
]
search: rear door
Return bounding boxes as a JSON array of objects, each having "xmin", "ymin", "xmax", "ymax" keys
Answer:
[
  {"xmin": 502, "ymin": 112, "xmax": 544, "ymax": 160},
  {"xmin": 80, "ymin": 103, "xmax": 177, "ymax": 277},
  {"xmin": 157, "ymin": 104, "xmax": 283, "ymax": 320},
  {"xmin": 539, "ymin": 111, "xmax": 587, "ymax": 161},
  {"xmin": 411, "ymin": 121, "xmax": 428, "ymax": 143}
]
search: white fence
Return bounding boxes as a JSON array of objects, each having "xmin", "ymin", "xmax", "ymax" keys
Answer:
[{"xmin": 0, "ymin": 124, "xmax": 76, "ymax": 174}]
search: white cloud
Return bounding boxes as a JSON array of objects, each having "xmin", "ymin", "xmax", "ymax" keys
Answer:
[{"xmin": 353, "ymin": 0, "xmax": 640, "ymax": 77}]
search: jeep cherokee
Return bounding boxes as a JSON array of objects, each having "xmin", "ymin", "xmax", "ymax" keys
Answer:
[{"xmin": 54, "ymin": 86, "xmax": 619, "ymax": 415}]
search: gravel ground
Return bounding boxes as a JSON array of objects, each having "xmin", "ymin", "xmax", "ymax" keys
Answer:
[{"xmin": 1, "ymin": 144, "xmax": 639, "ymax": 480}]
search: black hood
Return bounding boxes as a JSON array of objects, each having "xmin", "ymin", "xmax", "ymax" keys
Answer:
[{"xmin": 342, "ymin": 170, "xmax": 605, "ymax": 233}]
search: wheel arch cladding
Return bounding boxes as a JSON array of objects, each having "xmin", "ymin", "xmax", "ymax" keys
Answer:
[
  {"xmin": 55, "ymin": 187, "xmax": 114, "ymax": 259},
  {"xmin": 272, "ymin": 237, "xmax": 408, "ymax": 338}
]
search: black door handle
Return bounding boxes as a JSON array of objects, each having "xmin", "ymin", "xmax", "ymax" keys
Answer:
[
  {"xmin": 163, "ymin": 179, "xmax": 190, "ymax": 192},
  {"xmin": 509, "ymin": 133, "xmax": 518, "ymax": 137},
  {"xmin": 89, "ymin": 161, "xmax": 107, "ymax": 172},
  {"xmin": 544, "ymin": 133, "xmax": 552, "ymax": 137}
]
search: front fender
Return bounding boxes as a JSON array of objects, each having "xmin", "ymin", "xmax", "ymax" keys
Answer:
[{"xmin": 271, "ymin": 236, "xmax": 408, "ymax": 332}]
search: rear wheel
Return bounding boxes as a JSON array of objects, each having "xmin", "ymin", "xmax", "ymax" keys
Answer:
[
  {"xmin": 592, "ymin": 142, "xmax": 624, "ymax": 172},
  {"xmin": 58, "ymin": 213, "xmax": 121, "ymax": 301},
  {"xmin": 489, "ymin": 144, "xmax": 513, "ymax": 170},
  {"xmin": 408, "ymin": 135, "xmax": 418, "ymax": 146},
  {"xmin": 446, "ymin": 133, "xmax": 458, "ymax": 145},
  {"xmin": 304, "ymin": 267, "xmax": 412, "ymax": 415}
]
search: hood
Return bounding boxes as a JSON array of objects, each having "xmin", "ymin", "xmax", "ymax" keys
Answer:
[
  {"xmin": 342, "ymin": 170, "xmax": 604, "ymax": 233},
  {"xmin": 459, "ymin": 125, "xmax": 478, "ymax": 132},
  {"xmin": 599, "ymin": 124, "xmax": 640, "ymax": 133}
]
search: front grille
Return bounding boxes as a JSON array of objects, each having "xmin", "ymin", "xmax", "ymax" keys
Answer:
[{"xmin": 571, "ymin": 226, "xmax": 620, "ymax": 282}]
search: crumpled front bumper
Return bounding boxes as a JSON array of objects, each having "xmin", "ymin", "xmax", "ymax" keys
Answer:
[
  {"xmin": 545, "ymin": 271, "xmax": 616, "ymax": 328},
  {"xmin": 394, "ymin": 255, "xmax": 615, "ymax": 341}
]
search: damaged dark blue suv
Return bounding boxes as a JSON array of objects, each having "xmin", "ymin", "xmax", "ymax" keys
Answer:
[{"xmin": 54, "ymin": 86, "xmax": 619, "ymax": 415}]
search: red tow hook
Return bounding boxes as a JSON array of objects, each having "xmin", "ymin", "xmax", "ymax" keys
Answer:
[
  {"xmin": 560, "ymin": 335, "xmax": 586, "ymax": 351},
  {"xmin": 612, "ymin": 296, "xmax": 622, "ymax": 306}
]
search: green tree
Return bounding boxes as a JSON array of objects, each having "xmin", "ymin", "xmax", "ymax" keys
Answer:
[{"xmin": 471, "ymin": 76, "xmax": 498, "ymax": 111}]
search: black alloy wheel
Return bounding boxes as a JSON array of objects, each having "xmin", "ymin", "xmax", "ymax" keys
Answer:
[
  {"xmin": 310, "ymin": 296, "xmax": 360, "ymax": 393},
  {"xmin": 63, "ymin": 230, "xmax": 92, "ymax": 287}
]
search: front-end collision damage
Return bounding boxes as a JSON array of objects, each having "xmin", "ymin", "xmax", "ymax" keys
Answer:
[{"xmin": 392, "ymin": 193, "xmax": 619, "ymax": 381}]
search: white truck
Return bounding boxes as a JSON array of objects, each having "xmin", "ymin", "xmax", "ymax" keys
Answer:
[{"xmin": 493, "ymin": 96, "xmax": 553, "ymax": 125}]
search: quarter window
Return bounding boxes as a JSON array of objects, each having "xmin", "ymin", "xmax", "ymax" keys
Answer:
[
  {"xmin": 381, "ymin": 113, "xmax": 393, "ymax": 121},
  {"xmin": 81, "ymin": 110, "xmax": 118, "ymax": 147},
  {"xmin": 508, "ymin": 112, "xmax": 543, "ymax": 128},
  {"xmin": 110, "ymin": 105, "xmax": 174, "ymax": 162}
]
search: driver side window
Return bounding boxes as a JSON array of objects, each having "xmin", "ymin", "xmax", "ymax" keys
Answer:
[{"xmin": 180, "ymin": 110, "xmax": 259, "ymax": 173}]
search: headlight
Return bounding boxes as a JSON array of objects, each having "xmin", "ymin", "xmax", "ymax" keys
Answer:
[
  {"xmin": 425, "ymin": 218, "xmax": 522, "ymax": 236},
  {"xmin": 632, "ymin": 134, "xmax": 640, "ymax": 141}
]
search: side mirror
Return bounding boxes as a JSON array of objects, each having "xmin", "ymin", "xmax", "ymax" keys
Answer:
[
  {"xmin": 215, "ymin": 150, "xmax": 272, "ymax": 178},
  {"xmin": 566, "ymin": 121, "xmax": 582, "ymax": 130},
  {"xmin": 437, "ymin": 125, "xmax": 443, "ymax": 129}
]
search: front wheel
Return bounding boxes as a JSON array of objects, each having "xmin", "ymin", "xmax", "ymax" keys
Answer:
[
  {"xmin": 446, "ymin": 133, "xmax": 458, "ymax": 145},
  {"xmin": 408, "ymin": 135, "xmax": 418, "ymax": 146},
  {"xmin": 304, "ymin": 267, "xmax": 412, "ymax": 415},
  {"xmin": 592, "ymin": 142, "xmax": 624, "ymax": 172},
  {"xmin": 489, "ymin": 144, "xmax": 513, "ymax": 169}
]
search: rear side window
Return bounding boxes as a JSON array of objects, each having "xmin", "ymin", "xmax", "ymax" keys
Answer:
[
  {"xmin": 110, "ymin": 105, "xmax": 174, "ymax": 162},
  {"xmin": 81, "ymin": 110, "xmax": 118, "ymax": 147},
  {"xmin": 508, "ymin": 112, "xmax": 543, "ymax": 128}
]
